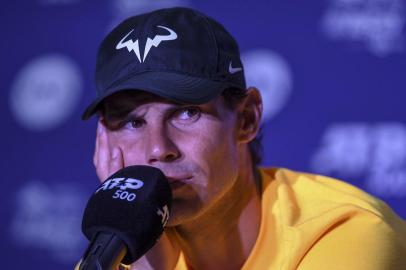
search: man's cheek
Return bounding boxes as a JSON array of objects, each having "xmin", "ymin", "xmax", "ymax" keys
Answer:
[
  {"xmin": 123, "ymin": 152, "xmax": 141, "ymax": 167},
  {"xmin": 120, "ymin": 143, "xmax": 145, "ymax": 166}
]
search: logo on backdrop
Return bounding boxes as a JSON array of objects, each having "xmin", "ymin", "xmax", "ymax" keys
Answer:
[
  {"xmin": 109, "ymin": 0, "xmax": 191, "ymax": 32},
  {"xmin": 311, "ymin": 122, "xmax": 406, "ymax": 197},
  {"xmin": 116, "ymin": 26, "xmax": 178, "ymax": 63},
  {"xmin": 10, "ymin": 180, "xmax": 87, "ymax": 262},
  {"xmin": 241, "ymin": 49, "xmax": 293, "ymax": 123},
  {"xmin": 9, "ymin": 54, "xmax": 82, "ymax": 131},
  {"xmin": 320, "ymin": 0, "xmax": 405, "ymax": 56}
]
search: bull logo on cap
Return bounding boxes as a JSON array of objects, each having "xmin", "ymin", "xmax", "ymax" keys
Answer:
[{"xmin": 116, "ymin": 25, "xmax": 177, "ymax": 63}]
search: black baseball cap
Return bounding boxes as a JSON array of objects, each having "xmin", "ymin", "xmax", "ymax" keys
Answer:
[{"xmin": 82, "ymin": 7, "xmax": 246, "ymax": 120}]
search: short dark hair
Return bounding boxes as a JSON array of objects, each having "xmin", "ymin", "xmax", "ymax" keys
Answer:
[{"xmin": 221, "ymin": 88, "xmax": 263, "ymax": 167}]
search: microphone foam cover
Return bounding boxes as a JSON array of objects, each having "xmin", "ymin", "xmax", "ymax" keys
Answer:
[{"xmin": 82, "ymin": 165, "xmax": 172, "ymax": 264}]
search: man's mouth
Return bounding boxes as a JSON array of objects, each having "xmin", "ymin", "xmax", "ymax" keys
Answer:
[{"xmin": 166, "ymin": 176, "xmax": 192, "ymax": 191}]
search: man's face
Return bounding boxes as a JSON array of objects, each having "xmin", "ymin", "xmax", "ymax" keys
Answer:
[{"xmin": 101, "ymin": 91, "xmax": 243, "ymax": 226}]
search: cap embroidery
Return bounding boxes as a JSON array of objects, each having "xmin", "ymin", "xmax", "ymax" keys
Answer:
[
  {"xmin": 228, "ymin": 61, "xmax": 242, "ymax": 74},
  {"xmin": 116, "ymin": 25, "xmax": 178, "ymax": 63}
]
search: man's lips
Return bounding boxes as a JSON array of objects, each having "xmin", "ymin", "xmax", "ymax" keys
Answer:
[{"xmin": 166, "ymin": 176, "xmax": 192, "ymax": 190}]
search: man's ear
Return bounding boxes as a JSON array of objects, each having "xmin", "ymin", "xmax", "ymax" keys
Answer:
[{"xmin": 237, "ymin": 87, "xmax": 263, "ymax": 143}]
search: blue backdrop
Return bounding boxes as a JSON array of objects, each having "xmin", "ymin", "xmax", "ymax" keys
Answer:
[{"xmin": 2, "ymin": 0, "xmax": 405, "ymax": 268}]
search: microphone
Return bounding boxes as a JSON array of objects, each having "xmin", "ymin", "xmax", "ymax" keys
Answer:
[{"xmin": 78, "ymin": 165, "xmax": 172, "ymax": 270}]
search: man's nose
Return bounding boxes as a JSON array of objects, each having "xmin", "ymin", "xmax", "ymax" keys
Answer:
[{"xmin": 146, "ymin": 125, "xmax": 181, "ymax": 164}]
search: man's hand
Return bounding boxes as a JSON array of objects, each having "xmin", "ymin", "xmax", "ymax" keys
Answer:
[
  {"xmin": 93, "ymin": 120, "xmax": 181, "ymax": 270},
  {"xmin": 94, "ymin": 120, "xmax": 124, "ymax": 181}
]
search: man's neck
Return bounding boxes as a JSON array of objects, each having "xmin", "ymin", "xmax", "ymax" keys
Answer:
[{"xmin": 173, "ymin": 164, "xmax": 262, "ymax": 270}]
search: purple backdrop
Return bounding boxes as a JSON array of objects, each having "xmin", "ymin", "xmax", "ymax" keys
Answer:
[{"xmin": 2, "ymin": 0, "xmax": 405, "ymax": 268}]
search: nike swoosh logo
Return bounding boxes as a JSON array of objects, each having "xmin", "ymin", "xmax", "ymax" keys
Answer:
[{"xmin": 229, "ymin": 61, "xmax": 242, "ymax": 74}]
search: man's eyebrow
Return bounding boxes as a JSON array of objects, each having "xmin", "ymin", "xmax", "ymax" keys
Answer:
[{"xmin": 102, "ymin": 101, "xmax": 190, "ymax": 122}]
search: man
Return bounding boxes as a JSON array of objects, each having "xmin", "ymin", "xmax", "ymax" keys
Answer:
[{"xmin": 81, "ymin": 7, "xmax": 406, "ymax": 270}]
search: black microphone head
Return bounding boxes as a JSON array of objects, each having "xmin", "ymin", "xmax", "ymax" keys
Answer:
[{"xmin": 82, "ymin": 165, "xmax": 172, "ymax": 264}]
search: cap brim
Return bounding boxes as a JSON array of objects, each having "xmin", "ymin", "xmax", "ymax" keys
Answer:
[{"xmin": 81, "ymin": 71, "xmax": 233, "ymax": 120}]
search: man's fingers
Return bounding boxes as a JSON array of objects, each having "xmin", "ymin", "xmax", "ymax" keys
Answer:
[
  {"xmin": 95, "ymin": 121, "xmax": 111, "ymax": 182},
  {"xmin": 94, "ymin": 121, "xmax": 125, "ymax": 182},
  {"xmin": 93, "ymin": 122, "xmax": 101, "ymax": 168},
  {"xmin": 109, "ymin": 147, "xmax": 124, "ymax": 177}
]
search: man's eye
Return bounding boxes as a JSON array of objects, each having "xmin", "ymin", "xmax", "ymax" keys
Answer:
[
  {"xmin": 175, "ymin": 107, "xmax": 201, "ymax": 121},
  {"xmin": 124, "ymin": 118, "xmax": 145, "ymax": 129}
]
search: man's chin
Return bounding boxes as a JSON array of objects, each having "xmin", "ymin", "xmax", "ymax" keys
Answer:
[{"xmin": 165, "ymin": 204, "xmax": 199, "ymax": 227}]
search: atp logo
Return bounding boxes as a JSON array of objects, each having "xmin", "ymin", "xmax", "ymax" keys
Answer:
[
  {"xmin": 157, "ymin": 205, "xmax": 169, "ymax": 227},
  {"xmin": 116, "ymin": 25, "xmax": 177, "ymax": 63},
  {"xmin": 96, "ymin": 177, "xmax": 144, "ymax": 202},
  {"xmin": 96, "ymin": 177, "xmax": 144, "ymax": 192}
]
